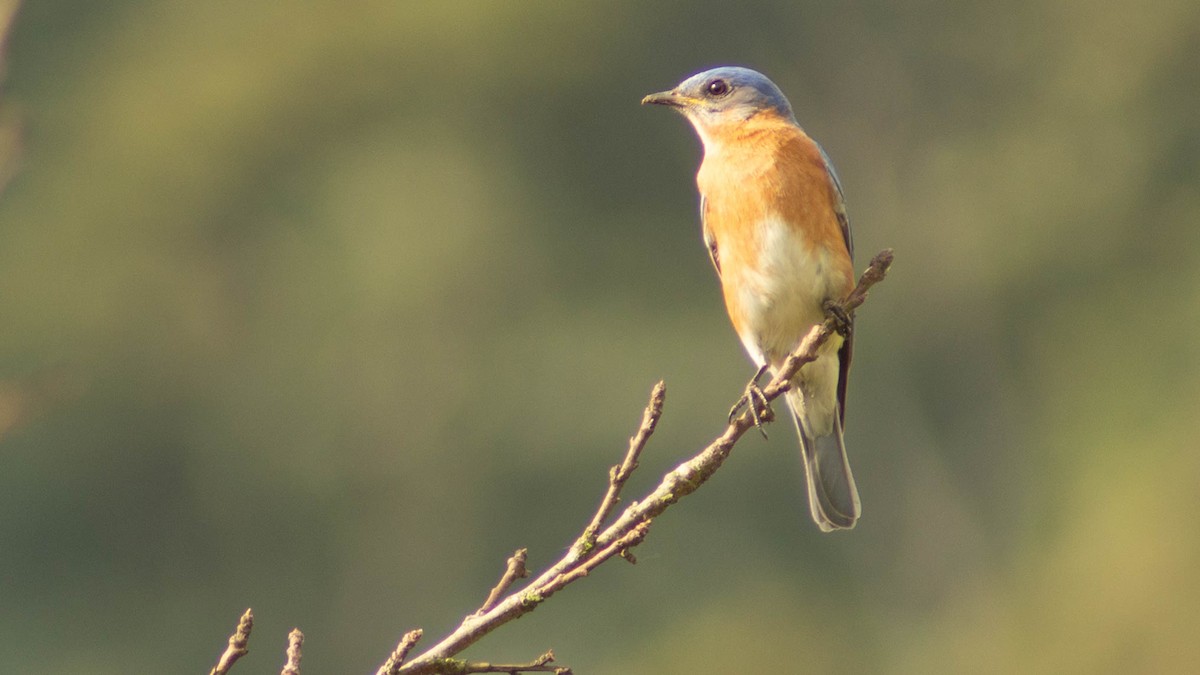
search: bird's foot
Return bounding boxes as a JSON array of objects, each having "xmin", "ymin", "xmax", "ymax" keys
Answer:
[
  {"xmin": 728, "ymin": 364, "xmax": 774, "ymax": 439},
  {"xmin": 823, "ymin": 299, "xmax": 853, "ymax": 338}
]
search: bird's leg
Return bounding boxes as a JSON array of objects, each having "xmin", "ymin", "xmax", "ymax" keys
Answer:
[
  {"xmin": 728, "ymin": 363, "xmax": 773, "ymax": 438},
  {"xmin": 822, "ymin": 298, "xmax": 853, "ymax": 338}
]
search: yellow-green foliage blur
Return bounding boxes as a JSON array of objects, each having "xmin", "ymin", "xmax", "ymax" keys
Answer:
[{"xmin": 1, "ymin": 2, "xmax": 1198, "ymax": 673}]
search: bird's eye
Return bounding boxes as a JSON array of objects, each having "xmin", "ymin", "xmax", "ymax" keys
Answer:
[{"xmin": 706, "ymin": 79, "xmax": 730, "ymax": 97}]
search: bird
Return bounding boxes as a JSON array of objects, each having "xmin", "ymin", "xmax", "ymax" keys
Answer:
[{"xmin": 642, "ymin": 66, "xmax": 861, "ymax": 531}]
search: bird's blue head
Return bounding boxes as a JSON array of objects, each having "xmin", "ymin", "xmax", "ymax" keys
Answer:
[{"xmin": 641, "ymin": 66, "xmax": 796, "ymax": 129}]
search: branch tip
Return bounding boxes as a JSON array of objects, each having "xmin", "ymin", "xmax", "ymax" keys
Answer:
[
  {"xmin": 847, "ymin": 248, "xmax": 895, "ymax": 310},
  {"xmin": 576, "ymin": 382, "xmax": 666, "ymax": 553},
  {"xmin": 870, "ymin": 247, "xmax": 894, "ymax": 273},
  {"xmin": 209, "ymin": 608, "xmax": 253, "ymax": 675},
  {"xmin": 280, "ymin": 628, "xmax": 304, "ymax": 675},
  {"xmin": 649, "ymin": 380, "xmax": 666, "ymax": 413},
  {"xmin": 377, "ymin": 629, "xmax": 424, "ymax": 675},
  {"xmin": 476, "ymin": 549, "xmax": 529, "ymax": 616}
]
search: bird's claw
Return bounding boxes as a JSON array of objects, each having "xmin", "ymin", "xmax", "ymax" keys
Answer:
[
  {"xmin": 728, "ymin": 364, "xmax": 773, "ymax": 439},
  {"xmin": 823, "ymin": 299, "xmax": 853, "ymax": 338}
]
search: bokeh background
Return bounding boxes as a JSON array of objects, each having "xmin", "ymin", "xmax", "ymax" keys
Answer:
[{"xmin": 2, "ymin": 1, "xmax": 1199, "ymax": 673}]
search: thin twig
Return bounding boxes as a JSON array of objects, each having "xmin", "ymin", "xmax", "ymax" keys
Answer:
[
  {"xmin": 388, "ymin": 250, "xmax": 894, "ymax": 675},
  {"xmin": 576, "ymin": 382, "xmax": 665, "ymax": 555},
  {"xmin": 476, "ymin": 549, "xmax": 529, "ymax": 615},
  {"xmin": 554, "ymin": 520, "xmax": 651, "ymax": 587},
  {"xmin": 377, "ymin": 629, "xmax": 424, "ymax": 675},
  {"xmin": 444, "ymin": 649, "xmax": 569, "ymax": 674},
  {"xmin": 209, "ymin": 608, "xmax": 253, "ymax": 675},
  {"xmin": 280, "ymin": 629, "xmax": 304, "ymax": 675}
]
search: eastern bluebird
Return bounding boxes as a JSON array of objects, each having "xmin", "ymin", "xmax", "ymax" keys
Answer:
[{"xmin": 643, "ymin": 66, "xmax": 860, "ymax": 531}]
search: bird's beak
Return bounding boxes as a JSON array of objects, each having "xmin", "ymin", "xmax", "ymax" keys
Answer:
[{"xmin": 641, "ymin": 89, "xmax": 694, "ymax": 108}]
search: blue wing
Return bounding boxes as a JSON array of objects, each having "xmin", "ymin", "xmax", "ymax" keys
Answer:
[
  {"xmin": 817, "ymin": 143, "xmax": 854, "ymax": 262},
  {"xmin": 816, "ymin": 142, "xmax": 854, "ymax": 425}
]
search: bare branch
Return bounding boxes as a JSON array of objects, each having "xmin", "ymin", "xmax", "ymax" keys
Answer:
[
  {"xmin": 554, "ymin": 520, "xmax": 651, "ymax": 587},
  {"xmin": 209, "ymin": 608, "xmax": 253, "ymax": 675},
  {"xmin": 377, "ymin": 629, "xmax": 424, "ymax": 675},
  {"xmin": 476, "ymin": 549, "xmax": 529, "ymax": 616},
  {"xmin": 200, "ymin": 252, "xmax": 892, "ymax": 675},
  {"xmin": 280, "ymin": 629, "xmax": 304, "ymax": 675},
  {"xmin": 436, "ymin": 649, "xmax": 570, "ymax": 674},
  {"xmin": 576, "ymin": 381, "xmax": 665, "ymax": 555},
  {"xmin": 389, "ymin": 251, "xmax": 893, "ymax": 674}
]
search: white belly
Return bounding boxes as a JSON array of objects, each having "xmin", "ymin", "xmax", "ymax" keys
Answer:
[
  {"xmin": 727, "ymin": 214, "xmax": 843, "ymax": 365},
  {"xmin": 721, "ymin": 215, "xmax": 845, "ymax": 434}
]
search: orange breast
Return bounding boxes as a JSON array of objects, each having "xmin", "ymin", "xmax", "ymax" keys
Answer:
[{"xmin": 697, "ymin": 115, "xmax": 854, "ymax": 361}]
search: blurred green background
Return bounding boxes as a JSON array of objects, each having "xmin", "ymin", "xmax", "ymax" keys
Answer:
[{"xmin": 2, "ymin": 1, "xmax": 1199, "ymax": 673}]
